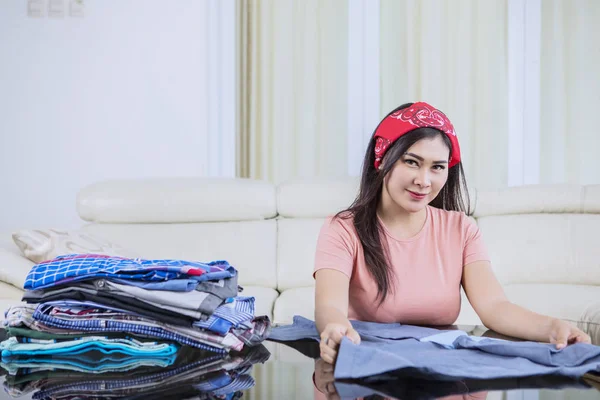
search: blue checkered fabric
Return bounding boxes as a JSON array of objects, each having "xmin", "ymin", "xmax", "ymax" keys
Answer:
[
  {"xmin": 24, "ymin": 254, "xmax": 235, "ymax": 290},
  {"xmin": 193, "ymin": 296, "xmax": 255, "ymax": 334}
]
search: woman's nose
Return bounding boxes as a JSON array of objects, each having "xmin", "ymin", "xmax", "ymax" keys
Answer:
[{"xmin": 414, "ymin": 169, "xmax": 431, "ymax": 187}]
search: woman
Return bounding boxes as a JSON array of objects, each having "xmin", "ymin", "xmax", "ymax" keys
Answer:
[{"xmin": 314, "ymin": 101, "xmax": 591, "ymax": 364}]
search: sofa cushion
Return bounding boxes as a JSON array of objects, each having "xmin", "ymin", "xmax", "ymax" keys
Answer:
[
  {"xmin": 477, "ymin": 214, "xmax": 600, "ymax": 285},
  {"xmin": 0, "ymin": 282, "xmax": 25, "ymax": 322},
  {"xmin": 454, "ymin": 288, "xmax": 482, "ymax": 326},
  {"xmin": 274, "ymin": 287, "xmax": 481, "ymax": 328},
  {"xmin": 78, "ymin": 177, "xmax": 276, "ymax": 223},
  {"xmin": 277, "ymin": 177, "xmax": 359, "ymax": 218},
  {"xmin": 472, "ymin": 184, "xmax": 588, "ymax": 218},
  {"xmin": 82, "ymin": 220, "xmax": 278, "ymax": 288},
  {"xmin": 0, "ymin": 249, "xmax": 34, "ymax": 290},
  {"xmin": 237, "ymin": 286, "xmax": 279, "ymax": 322},
  {"xmin": 12, "ymin": 228, "xmax": 138, "ymax": 264},
  {"xmin": 503, "ymin": 283, "xmax": 600, "ymax": 324},
  {"xmin": 0, "ymin": 282, "xmax": 24, "ymax": 301},
  {"xmin": 459, "ymin": 284, "xmax": 600, "ymax": 327},
  {"xmin": 277, "ymin": 218, "xmax": 324, "ymax": 290},
  {"xmin": 273, "ymin": 287, "xmax": 315, "ymax": 326}
]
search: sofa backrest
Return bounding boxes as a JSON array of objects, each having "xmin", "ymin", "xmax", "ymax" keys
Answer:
[
  {"xmin": 76, "ymin": 178, "xmax": 279, "ymax": 288},
  {"xmin": 276, "ymin": 177, "xmax": 360, "ymax": 290},
  {"xmin": 473, "ymin": 184, "xmax": 600, "ymax": 286},
  {"xmin": 276, "ymin": 180, "xmax": 600, "ymax": 291},
  {"xmin": 76, "ymin": 178, "xmax": 600, "ymax": 292}
]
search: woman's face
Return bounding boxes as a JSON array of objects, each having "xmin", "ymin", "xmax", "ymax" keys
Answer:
[{"xmin": 382, "ymin": 136, "xmax": 450, "ymax": 214}]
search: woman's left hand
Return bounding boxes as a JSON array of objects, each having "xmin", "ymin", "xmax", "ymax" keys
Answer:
[{"xmin": 547, "ymin": 319, "xmax": 591, "ymax": 349}]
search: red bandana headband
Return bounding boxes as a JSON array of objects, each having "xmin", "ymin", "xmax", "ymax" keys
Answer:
[{"xmin": 373, "ymin": 102, "xmax": 460, "ymax": 169}]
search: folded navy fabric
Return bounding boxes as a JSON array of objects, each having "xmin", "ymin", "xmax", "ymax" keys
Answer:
[{"xmin": 269, "ymin": 316, "xmax": 600, "ymax": 380}]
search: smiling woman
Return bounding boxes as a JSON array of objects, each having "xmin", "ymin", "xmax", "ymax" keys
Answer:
[{"xmin": 312, "ymin": 102, "xmax": 591, "ymax": 365}]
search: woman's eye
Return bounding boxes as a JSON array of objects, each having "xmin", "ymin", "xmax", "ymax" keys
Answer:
[
  {"xmin": 433, "ymin": 165, "xmax": 446, "ymax": 171},
  {"xmin": 405, "ymin": 159, "xmax": 418, "ymax": 166}
]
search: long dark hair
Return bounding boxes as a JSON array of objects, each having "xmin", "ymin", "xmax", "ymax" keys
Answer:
[{"xmin": 336, "ymin": 103, "xmax": 471, "ymax": 304}]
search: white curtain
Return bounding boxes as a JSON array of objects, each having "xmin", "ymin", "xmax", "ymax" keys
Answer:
[
  {"xmin": 237, "ymin": 0, "xmax": 349, "ymax": 183},
  {"xmin": 379, "ymin": 0, "xmax": 509, "ymax": 191},
  {"xmin": 540, "ymin": 0, "xmax": 600, "ymax": 185}
]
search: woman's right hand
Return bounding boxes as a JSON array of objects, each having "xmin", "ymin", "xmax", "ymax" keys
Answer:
[{"xmin": 319, "ymin": 322, "xmax": 361, "ymax": 364}]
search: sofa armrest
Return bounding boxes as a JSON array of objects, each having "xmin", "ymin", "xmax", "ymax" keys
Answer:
[
  {"xmin": 579, "ymin": 302, "xmax": 600, "ymax": 346},
  {"xmin": 0, "ymin": 248, "xmax": 33, "ymax": 291}
]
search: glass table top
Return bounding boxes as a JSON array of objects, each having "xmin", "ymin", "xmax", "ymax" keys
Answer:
[{"xmin": 1, "ymin": 327, "xmax": 599, "ymax": 400}]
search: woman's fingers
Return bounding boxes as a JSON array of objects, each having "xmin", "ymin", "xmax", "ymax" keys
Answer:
[
  {"xmin": 320, "ymin": 340, "xmax": 338, "ymax": 362},
  {"xmin": 573, "ymin": 329, "xmax": 592, "ymax": 344},
  {"xmin": 321, "ymin": 351, "xmax": 336, "ymax": 364},
  {"xmin": 320, "ymin": 324, "xmax": 363, "ymax": 362},
  {"xmin": 323, "ymin": 329, "xmax": 345, "ymax": 348},
  {"xmin": 346, "ymin": 327, "xmax": 361, "ymax": 345}
]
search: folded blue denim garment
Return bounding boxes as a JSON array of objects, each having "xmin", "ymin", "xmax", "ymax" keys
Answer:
[{"xmin": 268, "ymin": 316, "xmax": 600, "ymax": 380}]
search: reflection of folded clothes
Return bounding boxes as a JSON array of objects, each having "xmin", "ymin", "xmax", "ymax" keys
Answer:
[
  {"xmin": 3, "ymin": 364, "xmax": 163, "ymax": 392},
  {"xmin": 139, "ymin": 375, "xmax": 252, "ymax": 400},
  {"xmin": 28, "ymin": 344, "xmax": 270, "ymax": 399},
  {"xmin": 1, "ymin": 336, "xmax": 179, "ymax": 358},
  {"xmin": 33, "ymin": 374, "xmax": 254, "ymax": 400},
  {"xmin": 24, "ymin": 254, "xmax": 236, "ymax": 290},
  {"xmin": 1, "ymin": 355, "xmax": 176, "ymax": 376},
  {"xmin": 193, "ymin": 373, "xmax": 256, "ymax": 395},
  {"xmin": 2, "ymin": 377, "xmax": 47, "ymax": 399},
  {"xmin": 335, "ymin": 373, "xmax": 592, "ymax": 400}
]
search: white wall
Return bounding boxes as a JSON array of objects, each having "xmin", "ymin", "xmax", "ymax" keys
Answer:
[{"xmin": 0, "ymin": 0, "xmax": 234, "ymax": 233}]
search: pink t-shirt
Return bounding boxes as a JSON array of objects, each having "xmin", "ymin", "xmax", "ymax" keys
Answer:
[{"xmin": 313, "ymin": 206, "xmax": 490, "ymax": 325}]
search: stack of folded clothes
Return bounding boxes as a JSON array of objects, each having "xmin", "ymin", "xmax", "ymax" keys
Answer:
[{"xmin": 1, "ymin": 253, "xmax": 271, "ymax": 367}]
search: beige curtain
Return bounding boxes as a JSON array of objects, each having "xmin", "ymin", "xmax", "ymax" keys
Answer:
[
  {"xmin": 540, "ymin": 0, "xmax": 600, "ymax": 185},
  {"xmin": 380, "ymin": 0, "xmax": 509, "ymax": 191},
  {"xmin": 237, "ymin": 0, "xmax": 349, "ymax": 184}
]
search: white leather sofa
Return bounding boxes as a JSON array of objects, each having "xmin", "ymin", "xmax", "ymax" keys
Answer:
[{"xmin": 1, "ymin": 177, "xmax": 599, "ymax": 344}]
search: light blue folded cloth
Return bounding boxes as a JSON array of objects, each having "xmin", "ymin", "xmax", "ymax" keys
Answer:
[
  {"xmin": 1, "ymin": 336, "xmax": 178, "ymax": 358},
  {"xmin": 268, "ymin": 316, "xmax": 600, "ymax": 380}
]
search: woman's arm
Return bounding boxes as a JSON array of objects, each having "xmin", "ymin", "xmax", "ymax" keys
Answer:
[
  {"xmin": 462, "ymin": 260, "xmax": 590, "ymax": 348},
  {"xmin": 315, "ymin": 269, "xmax": 352, "ymax": 333},
  {"xmin": 315, "ymin": 269, "xmax": 361, "ymax": 363}
]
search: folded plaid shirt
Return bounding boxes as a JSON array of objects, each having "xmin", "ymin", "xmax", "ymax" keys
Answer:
[
  {"xmin": 24, "ymin": 254, "xmax": 236, "ymax": 290},
  {"xmin": 193, "ymin": 296, "xmax": 255, "ymax": 335}
]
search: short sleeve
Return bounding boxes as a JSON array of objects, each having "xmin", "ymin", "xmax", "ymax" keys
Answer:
[
  {"xmin": 463, "ymin": 216, "xmax": 490, "ymax": 266},
  {"xmin": 313, "ymin": 216, "xmax": 357, "ymax": 279}
]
